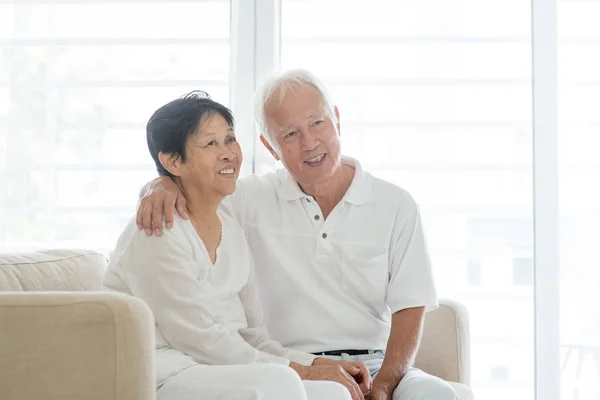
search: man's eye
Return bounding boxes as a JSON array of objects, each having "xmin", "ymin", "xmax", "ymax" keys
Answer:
[
  {"xmin": 207, "ymin": 140, "xmax": 216, "ymax": 146},
  {"xmin": 227, "ymin": 136, "xmax": 237, "ymax": 143}
]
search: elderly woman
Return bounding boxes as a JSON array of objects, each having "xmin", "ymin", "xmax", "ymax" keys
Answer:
[{"xmin": 103, "ymin": 92, "xmax": 365, "ymax": 400}]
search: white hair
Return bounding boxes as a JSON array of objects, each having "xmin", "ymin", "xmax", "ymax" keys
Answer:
[{"xmin": 253, "ymin": 69, "xmax": 337, "ymax": 146}]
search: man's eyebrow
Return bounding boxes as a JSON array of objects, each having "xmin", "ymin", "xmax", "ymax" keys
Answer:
[{"xmin": 277, "ymin": 125, "xmax": 295, "ymax": 134}]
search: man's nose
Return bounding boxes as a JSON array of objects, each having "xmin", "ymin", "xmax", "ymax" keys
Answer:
[{"xmin": 300, "ymin": 130, "xmax": 319, "ymax": 151}]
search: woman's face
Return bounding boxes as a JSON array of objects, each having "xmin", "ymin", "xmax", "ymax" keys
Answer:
[{"xmin": 166, "ymin": 112, "xmax": 242, "ymax": 199}]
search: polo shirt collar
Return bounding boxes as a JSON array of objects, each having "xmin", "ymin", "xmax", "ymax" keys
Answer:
[{"xmin": 276, "ymin": 156, "xmax": 373, "ymax": 205}]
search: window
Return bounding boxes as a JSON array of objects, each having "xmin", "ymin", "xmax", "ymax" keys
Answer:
[
  {"xmin": 467, "ymin": 259, "xmax": 483, "ymax": 286},
  {"xmin": 490, "ymin": 366, "xmax": 510, "ymax": 382},
  {"xmin": 0, "ymin": 1, "xmax": 231, "ymax": 253},
  {"xmin": 558, "ymin": 1, "xmax": 600, "ymax": 398},
  {"xmin": 281, "ymin": 1, "xmax": 534, "ymax": 399},
  {"xmin": 513, "ymin": 258, "xmax": 533, "ymax": 286}
]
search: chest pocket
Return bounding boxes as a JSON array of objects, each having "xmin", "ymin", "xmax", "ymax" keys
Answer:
[{"xmin": 338, "ymin": 248, "xmax": 389, "ymax": 302}]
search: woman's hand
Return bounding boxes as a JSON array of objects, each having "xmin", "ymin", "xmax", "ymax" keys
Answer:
[
  {"xmin": 312, "ymin": 357, "xmax": 372, "ymax": 395},
  {"xmin": 136, "ymin": 176, "xmax": 187, "ymax": 235},
  {"xmin": 291, "ymin": 362, "xmax": 365, "ymax": 400}
]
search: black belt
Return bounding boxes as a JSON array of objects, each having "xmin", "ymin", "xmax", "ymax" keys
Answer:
[{"xmin": 312, "ymin": 349, "xmax": 383, "ymax": 356}]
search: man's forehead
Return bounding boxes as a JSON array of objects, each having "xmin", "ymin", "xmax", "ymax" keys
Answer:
[
  {"xmin": 269, "ymin": 110, "xmax": 325, "ymax": 130},
  {"xmin": 266, "ymin": 84, "xmax": 322, "ymax": 109},
  {"xmin": 266, "ymin": 97, "xmax": 326, "ymax": 122}
]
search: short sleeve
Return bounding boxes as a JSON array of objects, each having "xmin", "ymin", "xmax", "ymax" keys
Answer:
[{"xmin": 386, "ymin": 196, "xmax": 438, "ymax": 314}]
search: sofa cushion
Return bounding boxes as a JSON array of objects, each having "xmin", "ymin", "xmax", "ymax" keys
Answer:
[
  {"xmin": 0, "ymin": 292, "xmax": 155, "ymax": 400},
  {"xmin": 0, "ymin": 249, "xmax": 106, "ymax": 292}
]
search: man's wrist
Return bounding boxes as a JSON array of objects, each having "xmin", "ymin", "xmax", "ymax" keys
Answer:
[
  {"xmin": 372, "ymin": 375, "xmax": 399, "ymax": 395},
  {"xmin": 371, "ymin": 382, "xmax": 393, "ymax": 397}
]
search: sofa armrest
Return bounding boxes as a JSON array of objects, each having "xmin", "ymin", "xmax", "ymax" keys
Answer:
[
  {"xmin": 414, "ymin": 298, "xmax": 471, "ymax": 386},
  {"xmin": 0, "ymin": 292, "xmax": 156, "ymax": 400}
]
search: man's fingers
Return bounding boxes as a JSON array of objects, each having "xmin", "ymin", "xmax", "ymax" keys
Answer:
[
  {"xmin": 136, "ymin": 201, "xmax": 144, "ymax": 230},
  {"xmin": 142, "ymin": 203, "xmax": 153, "ymax": 235},
  {"xmin": 175, "ymin": 192, "xmax": 189, "ymax": 220},
  {"xmin": 152, "ymin": 200, "xmax": 164, "ymax": 236},
  {"xmin": 164, "ymin": 194, "xmax": 177, "ymax": 230}
]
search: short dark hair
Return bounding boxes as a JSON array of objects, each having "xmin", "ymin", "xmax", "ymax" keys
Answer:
[{"xmin": 146, "ymin": 90, "xmax": 235, "ymax": 177}]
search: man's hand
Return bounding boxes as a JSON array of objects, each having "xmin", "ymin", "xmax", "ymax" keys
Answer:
[
  {"xmin": 312, "ymin": 357, "xmax": 372, "ymax": 394},
  {"xmin": 366, "ymin": 385, "xmax": 392, "ymax": 400},
  {"xmin": 136, "ymin": 176, "xmax": 187, "ymax": 235},
  {"xmin": 292, "ymin": 363, "xmax": 365, "ymax": 400}
]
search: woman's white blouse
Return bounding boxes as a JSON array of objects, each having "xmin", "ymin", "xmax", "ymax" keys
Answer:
[{"xmin": 103, "ymin": 210, "xmax": 316, "ymax": 367}]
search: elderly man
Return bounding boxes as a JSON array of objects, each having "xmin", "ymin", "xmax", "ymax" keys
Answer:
[{"xmin": 137, "ymin": 69, "xmax": 458, "ymax": 400}]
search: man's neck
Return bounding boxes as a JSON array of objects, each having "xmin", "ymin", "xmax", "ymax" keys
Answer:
[{"xmin": 299, "ymin": 162, "xmax": 355, "ymax": 219}]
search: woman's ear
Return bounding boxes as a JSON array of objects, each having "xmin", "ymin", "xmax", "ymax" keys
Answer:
[{"xmin": 158, "ymin": 152, "xmax": 182, "ymax": 177}]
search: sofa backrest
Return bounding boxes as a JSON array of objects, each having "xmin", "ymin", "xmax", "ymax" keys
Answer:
[{"xmin": 0, "ymin": 249, "xmax": 106, "ymax": 292}]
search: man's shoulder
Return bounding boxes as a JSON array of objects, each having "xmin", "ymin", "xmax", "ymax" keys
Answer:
[
  {"xmin": 366, "ymin": 171, "xmax": 419, "ymax": 211},
  {"xmin": 218, "ymin": 209, "xmax": 252, "ymax": 250},
  {"xmin": 237, "ymin": 170, "xmax": 286, "ymax": 201},
  {"xmin": 219, "ymin": 208, "xmax": 246, "ymax": 234},
  {"xmin": 239, "ymin": 170, "xmax": 280, "ymax": 189}
]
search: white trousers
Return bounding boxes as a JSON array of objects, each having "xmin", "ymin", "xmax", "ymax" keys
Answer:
[
  {"xmin": 322, "ymin": 352, "xmax": 459, "ymax": 400},
  {"xmin": 156, "ymin": 348, "xmax": 351, "ymax": 400}
]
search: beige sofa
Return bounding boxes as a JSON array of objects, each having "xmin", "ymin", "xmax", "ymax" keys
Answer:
[{"xmin": 0, "ymin": 249, "xmax": 474, "ymax": 400}]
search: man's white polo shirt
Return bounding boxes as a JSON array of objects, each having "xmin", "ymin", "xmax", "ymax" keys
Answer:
[{"xmin": 221, "ymin": 157, "xmax": 438, "ymax": 353}]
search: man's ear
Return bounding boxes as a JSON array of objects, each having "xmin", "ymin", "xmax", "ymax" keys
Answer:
[
  {"xmin": 158, "ymin": 152, "xmax": 182, "ymax": 177},
  {"xmin": 334, "ymin": 106, "xmax": 341, "ymax": 136},
  {"xmin": 260, "ymin": 135, "xmax": 280, "ymax": 161}
]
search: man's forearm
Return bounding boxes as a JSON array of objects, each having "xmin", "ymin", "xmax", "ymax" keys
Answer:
[
  {"xmin": 139, "ymin": 176, "xmax": 169, "ymax": 200},
  {"xmin": 373, "ymin": 306, "xmax": 425, "ymax": 392}
]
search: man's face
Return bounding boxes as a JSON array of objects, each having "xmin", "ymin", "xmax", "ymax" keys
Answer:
[{"xmin": 262, "ymin": 84, "xmax": 342, "ymax": 187}]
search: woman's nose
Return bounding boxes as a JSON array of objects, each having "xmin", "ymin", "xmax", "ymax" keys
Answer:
[{"xmin": 219, "ymin": 145, "xmax": 236, "ymax": 161}]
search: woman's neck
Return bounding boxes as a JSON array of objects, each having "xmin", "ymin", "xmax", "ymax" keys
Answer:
[
  {"xmin": 186, "ymin": 197, "xmax": 221, "ymax": 225},
  {"xmin": 177, "ymin": 180, "xmax": 222, "ymax": 224},
  {"xmin": 183, "ymin": 191, "xmax": 224, "ymax": 264}
]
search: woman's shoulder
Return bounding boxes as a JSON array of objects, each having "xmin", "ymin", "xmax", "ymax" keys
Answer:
[{"xmin": 110, "ymin": 214, "xmax": 193, "ymax": 262}]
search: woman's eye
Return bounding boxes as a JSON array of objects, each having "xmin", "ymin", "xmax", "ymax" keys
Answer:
[
  {"xmin": 313, "ymin": 120, "xmax": 324, "ymax": 126},
  {"xmin": 286, "ymin": 131, "xmax": 297, "ymax": 138},
  {"xmin": 227, "ymin": 136, "xmax": 237, "ymax": 143},
  {"xmin": 207, "ymin": 140, "xmax": 216, "ymax": 146}
]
